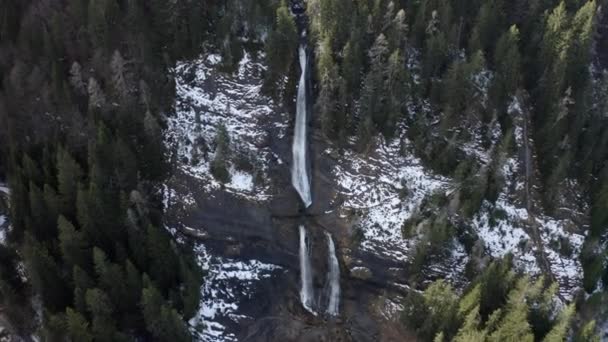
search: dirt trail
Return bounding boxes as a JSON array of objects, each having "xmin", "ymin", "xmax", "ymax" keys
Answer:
[{"xmin": 519, "ymin": 95, "xmax": 563, "ymax": 297}]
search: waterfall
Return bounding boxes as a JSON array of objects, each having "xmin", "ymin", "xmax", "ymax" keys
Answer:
[
  {"xmin": 325, "ymin": 232, "xmax": 340, "ymax": 316},
  {"xmin": 291, "ymin": 45, "xmax": 312, "ymax": 208},
  {"xmin": 299, "ymin": 225, "xmax": 315, "ymax": 313}
]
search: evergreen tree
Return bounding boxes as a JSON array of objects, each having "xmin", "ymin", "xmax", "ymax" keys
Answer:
[
  {"xmin": 142, "ymin": 285, "xmax": 191, "ymax": 342},
  {"xmin": 211, "ymin": 123, "xmax": 231, "ymax": 183},
  {"xmin": 85, "ymin": 288, "xmax": 119, "ymax": 341},
  {"xmin": 58, "ymin": 215, "xmax": 89, "ymax": 269},
  {"xmin": 492, "ymin": 25, "xmax": 521, "ymax": 108},
  {"xmin": 316, "ymin": 35, "xmax": 339, "ymax": 139},
  {"xmin": 57, "ymin": 147, "xmax": 83, "ymax": 218},
  {"xmin": 359, "ymin": 34, "xmax": 389, "ymax": 147},
  {"xmin": 265, "ymin": 2, "xmax": 298, "ymax": 96},
  {"xmin": 542, "ymin": 304, "xmax": 575, "ymax": 342},
  {"xmin": 384, "ymin": 49, "xmax": 408, "ymax": 140},
  {"xmin": 23, "ymin": 236, "xmax": 71, "ymax": 312},
  {"xmin": 66, "ymin": 307, "xmax": 93, "ymax": 342}
]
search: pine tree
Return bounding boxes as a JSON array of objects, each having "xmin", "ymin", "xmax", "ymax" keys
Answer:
[
  {"xmin": 146, "ymin": 224, "xmax": 179, "ymax": 291},
  {"xmin": 22, "ymin": 154, "xmax": 42, "ymax": 185},
  {"xmin": 492, "ymin": 25, "xmax": 521, "ymax": 108},
  {"xmin": 73, "ymin": 265, "xmax": 94, "ymax": 313},
  {"xmin": 23, "ymin": 236, "xmax": 71, "ymax": 311},
  {"xmin": 468, "ymin": 0, "xmax": 505, "ymax": 54},
  {"xmin": 565, "ymin": 0, "xmax": 596, "ymax": 92},
  {"xmin": 87, "ymin": 0, "xmax": 108, "ymax": 49},
  {"xmin": 28, "ymin": 182, "xmax": 52, "ymax": 240},
  {"xmin": 110, "ymin": 50, "xmax": 131, "ymax": 104},
  {"xmin": 141, "ymin": 285, "xmax": 191, "ymax": 342},
  {"xmin": 488, "ymin": 278, "xmax": 534, "ymax": 342},
  {"xmin": 57, "ymin": 147, "xmax": 83, "ymax": 218},
  {"xmin": 265, "ymin": 2, "xmax": 298, "ymax": 96},
  {"xmin": 421, "ymin": 279, "xmax": 458, "ymax": 338},
  {"xmin": 388, "ymin": 8, "xmax": 409, "ymax": 52},
  {"xmin": 423, "ymin": 31, "xmax": 448, "ymax": 79},
  {"xmin": 574, "ymin": 320, "xmax": 600, "ymax": 342},
  {"xmin": 58, "ymin": 215, "xmax": 89, "ymax": 269},
  {"xmin": 384, "ymin": 49, "xmax": 408, "ymax": 141},
  {"xmin": 85, "ymin": 288, "xmax": 119, "ymax": 341},
  {"xmin": 542, "ymin": 304, "xmax": 575, "ymax": 342},
  {"xmin": 66, "ymin": 307, "xmax": 93, "ymax": 342},
  {"xmin": 341, "ymin": 40, "xmax": 362, "ymax": 95},
  {"xmin": 359, "ymin": 34, "xmax": 390, "ymax": 147},
  {"xmin": 69, "ymin": 62, "xmax": 87, "ymax": 96},
  {"xmin": 316, "ymin": 35, "xmax": 339, "ymax": 139},
  {"xmin": 211, "ymin": 123, "xmax": 231, "ymax": 183},
  {"xmin": 454, "ymin": 306, "xmax": 486, "ymax": 342},
  {"xmin": 87, "ymin": 77, "xmax": 107, "ymax": 110}
]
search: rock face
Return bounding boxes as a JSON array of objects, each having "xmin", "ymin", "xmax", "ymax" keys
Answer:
[
  {"xmin": 163, "ymin": 37, "xmax": 416, "ymax": 340},
  {"xmin": 350, "ymin": 267, "xmax": 373, "ymax": 281}
]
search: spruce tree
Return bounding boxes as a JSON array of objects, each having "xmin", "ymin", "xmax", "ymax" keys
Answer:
[
  {"xmin": 66, "ymin": 307, "xmax": 93, "ymax": 342},
  {"xmin": 265, "ymin": 2, "xmax": 298, "ymax": 96},
  {"xmin": 58, "ymin": 215, "xmax": 89, "ymax": 269},
  {"xmin": 492, "ymin": 25, "xmax": 521, "ymax": 109},
  {"xmin": 211, "ymin": 124, "xmax": 231, "ymax": 183},
  {"xmin": 316, "ymin": 35, "xmax": 339, "ymax": 139}
]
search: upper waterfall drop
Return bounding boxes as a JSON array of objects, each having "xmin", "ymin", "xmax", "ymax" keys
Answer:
[
  {"xmin": 325, "ymin": 232, "xmax": 340, "ymax": 316},
  {"xmin": 291, "ymin": 45, "xmax": 312, "ymax": 208}
]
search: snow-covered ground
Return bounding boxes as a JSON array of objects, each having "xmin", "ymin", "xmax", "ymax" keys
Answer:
[
  {"xmin": 433, "ymin": 176, "xmax": 579, "ymax": 298},
  {"xmin": 166, "ymin": 51, "xmax": 286, "ymax": 202},
  {"xmin": 471, "ymin": 125, "xmax": 585, "ymax": 299},
  {"xmin": 329, "ymin": 134, "xmax": 448, "ymax": 262},
  {"xmin": 329, "ymin": 103, "xmax": 585, "ymax": 298},
  {"xmin": 189, "ymin": 243, "xmax": 282, "ymax": 342}
]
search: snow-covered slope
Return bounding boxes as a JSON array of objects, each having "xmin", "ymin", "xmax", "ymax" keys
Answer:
[
  {"xmin": 166, "ymin": 51, "xmax": 287, "ymax": 202},
  {"xmin": 329, "ymin": 135, "xmax": 448, "ymax": 263},
  {"xmin": 326, "ymin": 94, "xmax": 587, "ymax": 298},
  {"xmin": 164, "ymin": 51, "xmax": 289, "ymax": 341},
  {"xmin": 188, "ymin": 243, "xmax": 282, "ymax": 342}
]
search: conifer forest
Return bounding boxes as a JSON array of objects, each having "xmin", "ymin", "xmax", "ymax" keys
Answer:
[{"xmin": 0, "ymin": 0, "xmax": 607, "ymax": 340}]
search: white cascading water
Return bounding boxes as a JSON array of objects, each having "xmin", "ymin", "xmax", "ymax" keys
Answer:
[
  {"xmin": 291, "ymin": 45, "xmax": 312, "ymax": 208},
  {"xmin": 325, "ymin": 232, "xmax": 340, "ymax": 316},
  {"xmin": 299, "ymin": 225, "xmax": 315, "ymax": 313}
]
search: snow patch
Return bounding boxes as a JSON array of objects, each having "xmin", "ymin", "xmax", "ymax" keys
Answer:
[
  {"xmin": 166, "ymin": 50, "xmax": 281, "ymax": 202},
  {"xmin": 189, "ymin": 243, "xmax": 282, "ymax": 342},
  {"xmin": 331, "ymin": 136, "xmax": 448, "ymax": 262}
]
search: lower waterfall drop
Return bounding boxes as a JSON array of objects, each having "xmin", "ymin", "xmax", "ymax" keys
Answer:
[
  {"xmin": 299, "ymin": 225, "xmax": 315, "ymax": 313},
  {"xmin": 325, "ymin": 232, "xmax": 340, "ymax": 316}
]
